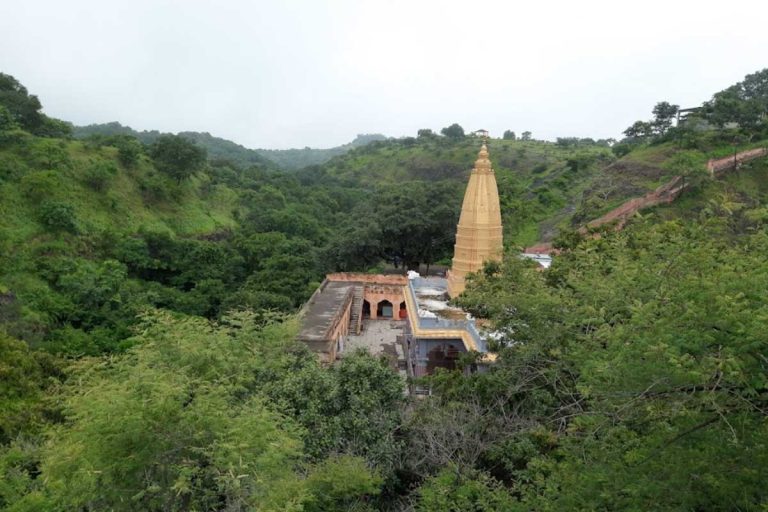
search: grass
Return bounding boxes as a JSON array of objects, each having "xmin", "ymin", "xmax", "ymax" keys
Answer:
[{"xmin": 0, "ymin": 137, "xmax": 240, "ymax": 254}]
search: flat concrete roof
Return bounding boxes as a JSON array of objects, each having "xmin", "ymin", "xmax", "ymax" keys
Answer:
[{"xmin": 297, "ymin": 281, "xmax": 355, "ymax": 342}]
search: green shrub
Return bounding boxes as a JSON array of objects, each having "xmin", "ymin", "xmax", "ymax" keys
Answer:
[
  {"xmin": 39, "ymin": 201, "xmax": 78, "ymax": 233},
  {"xmin": 138, "ymin": 172, "xmax": 172, "ymax": 203},
  {"xmin": 114, "ymin": 137, "xmax": 143, "ymax": 167},
  {"xmin": 25, "ymin": 139, "xmax": 71, "ymax": 169},
  {"xmin": 0, "ymin": 153, "xmax": 29, "ymax": 181},
  {"xmin": 83, "ymin": 160, "xmax": 117, "ymax": 191},
  {"xmin": 20, "ymin": 170, "xmax": 64, "ymax": 201}
]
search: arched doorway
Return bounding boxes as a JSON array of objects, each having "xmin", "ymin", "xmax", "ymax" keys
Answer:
[
  {"xmin": 399, "ymin": 302, "xmax": 407, "ymax": 319},
  {"xmin": 362, "ymin": 300, "xmax": 371, "ymax": 319},
  {"xmin": 377, "ymin": 299, "xmax": 393, "ymax": 318}
]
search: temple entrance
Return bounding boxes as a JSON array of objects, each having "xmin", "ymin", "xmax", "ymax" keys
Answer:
[
  {"xmin": 426, "ymin": 343, "xmax": 460, "ymax": 374},
  {"xmin": 362, "ymin": 300, "xmax": 371, "ymax": 319},
  {"xmin": 377, "ymin": 300, "xmax": 393, "ymax": 318}
]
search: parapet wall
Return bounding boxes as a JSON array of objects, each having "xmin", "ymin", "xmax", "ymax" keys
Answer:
[
  {"xmin": 707, "ymin": 148, "xmax": 768, "ymax": 176},
  {"xmin": 326, "ymin": 273, "xmax": 408, "ymax": 285}
]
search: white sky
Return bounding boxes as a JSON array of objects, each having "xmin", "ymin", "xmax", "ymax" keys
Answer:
[{"xmin": 1, "ymin": 0, "xmax": 767, "ymax": 149}]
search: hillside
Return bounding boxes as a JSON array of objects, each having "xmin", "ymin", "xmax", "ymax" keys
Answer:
[
  {"xmin": 258, "ymin": 133, "xmax": 388, "ymax": 169},
  {"xmin": 311, "ymin": 129, "xmax": 768, "ymax": 250},
  {"xmin": 0, "ymin": 122, "xmax": 357, "ymax": 356},
  {"xmin": 74, "ymin": 122, "xmax": 387, "ymax": 170},
  {"xmin": 2, "ymin": 68, "xmax": 768, "ymax": 511},
  {"xmin": 73, "ymin": 121, "xmax": 278, "ymax": 170},
  {"xmin": 310, "ymin": 135, "xmax": 616, "ymax": 247}
]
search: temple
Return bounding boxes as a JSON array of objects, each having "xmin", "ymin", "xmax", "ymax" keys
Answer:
[
  {"xmin": 296, "ymin": 141, "xmax": 501, "ymax": 388},
  {"xmin": 447, "ymin": 142, "xmax": 503, "ymax": 297}
]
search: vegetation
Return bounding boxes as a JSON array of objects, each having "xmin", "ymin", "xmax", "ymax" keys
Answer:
[
  {"xmin": 257, "ymin": 133, "xmax": 388, "ymax": 170},
  {"xmin": 1, "ymin": 69, "xmax": 768, "ymax": 510},
  {"xmin": 74, "ymin": 122, "xmax": 387, "ymax": 171},
  {"xmin": 453, "ymin": 168, "xmax": 768, "ymax": 509}
]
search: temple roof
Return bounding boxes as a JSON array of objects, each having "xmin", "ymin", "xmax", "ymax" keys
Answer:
[{"xmin": 447, "ymin": 141, "xmax": 504, "ymax": 297}]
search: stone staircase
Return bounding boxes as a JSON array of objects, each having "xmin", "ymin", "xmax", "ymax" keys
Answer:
[{"xmin": 348, "ymin": 285, "xmax": 364, "ymax": 335}]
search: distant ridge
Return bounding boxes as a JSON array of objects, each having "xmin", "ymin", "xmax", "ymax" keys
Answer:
[
  {"xmin": 257, "ymin": 133, "xmax": 388, "ymax": 170},
  {"xmin": 73, "ymin": 122, "xmax": 387, "ymax": 170},
  {"xmin": 73, "ymin": 122, "xmax": 277, "ymax": 170}
]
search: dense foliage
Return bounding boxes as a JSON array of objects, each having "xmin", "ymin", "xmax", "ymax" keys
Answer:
[
  {"xmin": 74, "ymin": 123, "xmax": 388, "ymax": 171},
  {"xmin": 452, "ymin": 181, "xmax": 768, "ymax": 508},
  {"xmin": 2, "ymin": 69, "xmax": 768, "ymax": 510}
]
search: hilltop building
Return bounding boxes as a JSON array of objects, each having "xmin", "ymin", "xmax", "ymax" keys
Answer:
[
  {"xmin": 297, "ymin": 142, "xmax": 500, "ymax": 383},
  {"xmin": 446, "ymin": 142, "xmax": 503, "ymax": 296}
]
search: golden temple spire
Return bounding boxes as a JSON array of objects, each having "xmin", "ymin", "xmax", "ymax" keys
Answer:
[{"xmin": 446, "ymin": 140, "xmax": 504, "ymax": 297}]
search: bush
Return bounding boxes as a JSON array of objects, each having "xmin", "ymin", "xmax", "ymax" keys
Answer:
[
  {"xmin": 20, "ymin": 170, "xmax": 63, "ymax": 202},
  {"xmin": 113, "ymin": 136, "xmax": 143, "ymax": 167},
  {"xmin": 25, "ymin": 139, "xmax": 71, "ymax": 169},
  {"xmin": 138, "ymin": 172, "xmax": 172, "ymax": 203},
  {"xmin": 612, "ymin": 142, "xmax": 634, "ymax": 157},
  {"xmin": 149, "ymin": 134, "xmax": 206, "ymax": 181},
  {"xmin": 83, "ymin": 160, "xmax": 117, "ymax": 191},
  {"xmin": 39, "ymin": 201, "xmax": 78, "ymax": 233}
]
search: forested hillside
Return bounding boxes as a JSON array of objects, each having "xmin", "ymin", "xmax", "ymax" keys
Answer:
[
  {"xmin": 259, "ymin": 133, "xmax": 388, "ymax": 169},
  {"xmin": 74, "ymin": 122, "xmax": 387, "ymax": 170},
  {"xmin": 1, "ymin": 68, "xmax": 767, "ymax": 510},
  {"xmin": 73, "ymin": 122, "xmax": 278, "ymax": 170}
]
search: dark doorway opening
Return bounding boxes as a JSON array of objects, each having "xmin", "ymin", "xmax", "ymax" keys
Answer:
[
  {"xmin": 377, "ymin": 300, "xmax": 393, "ymax": 318},
  {"xmin": 362, "ymin": 300, "xmax": 371, "ymax": 318},
  {"xmin": 426, "ymin": 343, "xmax": 460, "ymax": 374}
]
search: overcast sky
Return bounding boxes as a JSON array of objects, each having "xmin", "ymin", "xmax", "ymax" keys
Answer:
[{"xmin": 1, "ymin": 0, "xmax": 767, "ymax": 149}]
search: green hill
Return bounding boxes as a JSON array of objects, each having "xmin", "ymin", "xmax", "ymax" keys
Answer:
[
  {"xmin": 310, "ymin": 135, "xmax": 617, "ymax": 247},
  {"xmin": 73, "ymin": 122, "xmax": 388, "ymax": 170},
  {"xmin": 73, "ymin": 121, "xmax": 278, "ymax": 170},
  {"xmin": 257, "ymin": 133, "xmax": 388, "ymax": 169}
]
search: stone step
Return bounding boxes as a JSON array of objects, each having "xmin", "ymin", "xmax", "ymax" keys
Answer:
[{"xmin": 348, "ymin": 285, "xmax": 365, "ymax": 334}]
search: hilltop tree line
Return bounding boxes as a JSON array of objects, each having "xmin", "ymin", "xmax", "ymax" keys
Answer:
[{"xmin": 620, "ymin": 68, "xmax": 768, "ymax": 152}]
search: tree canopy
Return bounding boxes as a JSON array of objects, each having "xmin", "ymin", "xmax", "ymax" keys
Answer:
[
  {"xmin": 440, "ymin": 123, "xmax": 465, "ymax": 139},
  {"xmin": 149, "ymin": 134, "xmax": 207, "ymax": 181}
]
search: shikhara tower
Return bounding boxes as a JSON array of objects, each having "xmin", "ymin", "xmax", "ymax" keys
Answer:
[{"xmin": 447, "ymin": 141, "xmax": 503, "ymax": 297}]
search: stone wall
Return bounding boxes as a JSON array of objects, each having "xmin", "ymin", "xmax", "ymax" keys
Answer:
[
  {"xmin": 525, "ymin": 148, "xmax": 768, "ymax": 255},
  {"xmin": 326, "ymin": 273, "xmax": 408, "ymax": 285},
  {"xmin": 707, "ymin": 148, "xmax": 768, "ymax": 176},
  {"xmin": 363, "ymin": 283, "xmax": 406, "ymax": 320}
]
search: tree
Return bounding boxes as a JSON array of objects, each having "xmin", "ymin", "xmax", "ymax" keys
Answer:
[
  {"xmin": 111, "ymin": 135, "xmax": 144, "ymax": 167},
  {"xmin": 39, "ymin": 201, "xmax": 79, "ymax": 233},
  {"xmin": 623, "ymin": 120, "xmax": 653, "ymax": 139},
  {"xmin": 441, "ymin": 123, "xmax": 465, "ymax": 139},
  {"xmin": 454, "ymin": 217, "xmax": 768, "ymax": 510},
  {"xmin": 0, "ymin": 105, "xmax": 18, "ymax": 132},
  {"xmin": 0, "ymin": 73, "xmax": 43, "ymax": 132},
  {"xmin": 502, "ymin": 130, "xmax": 516, "ymax": 140},
  {"xmin": 417, "ymin": 467, "xmax": 516, "ymax": 511},
  {"xmin": 652, "ymin": 101, "xmax": 679, "ymax": 135},
  {"xmin": 13, "ymin": 311, "xmax": 385, "ymax": 510},
  {"xmin": 149, "ymin": 135, "xmax": 207, "ymax": 181},
  {"xmin": 521, "ymin": 131, "xmax": 532, "ymax": 141},
  {"xmin": 365, "ymin": 183, "xmax": 459, "ymax": 269},
  {"xmin": 0, "ymin": 333, "xmax": 58, "ymax": 443},
  {"xmin": 706, "ymin": 69, "xmax": 768, "ymax": 134},
  {"xmin": 0, "ymin": 73, "xmax": 71, "ymax": 138},
  {"xmin": 417, "ymin": 128, "xmax": 436, "ymax": 139}
]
